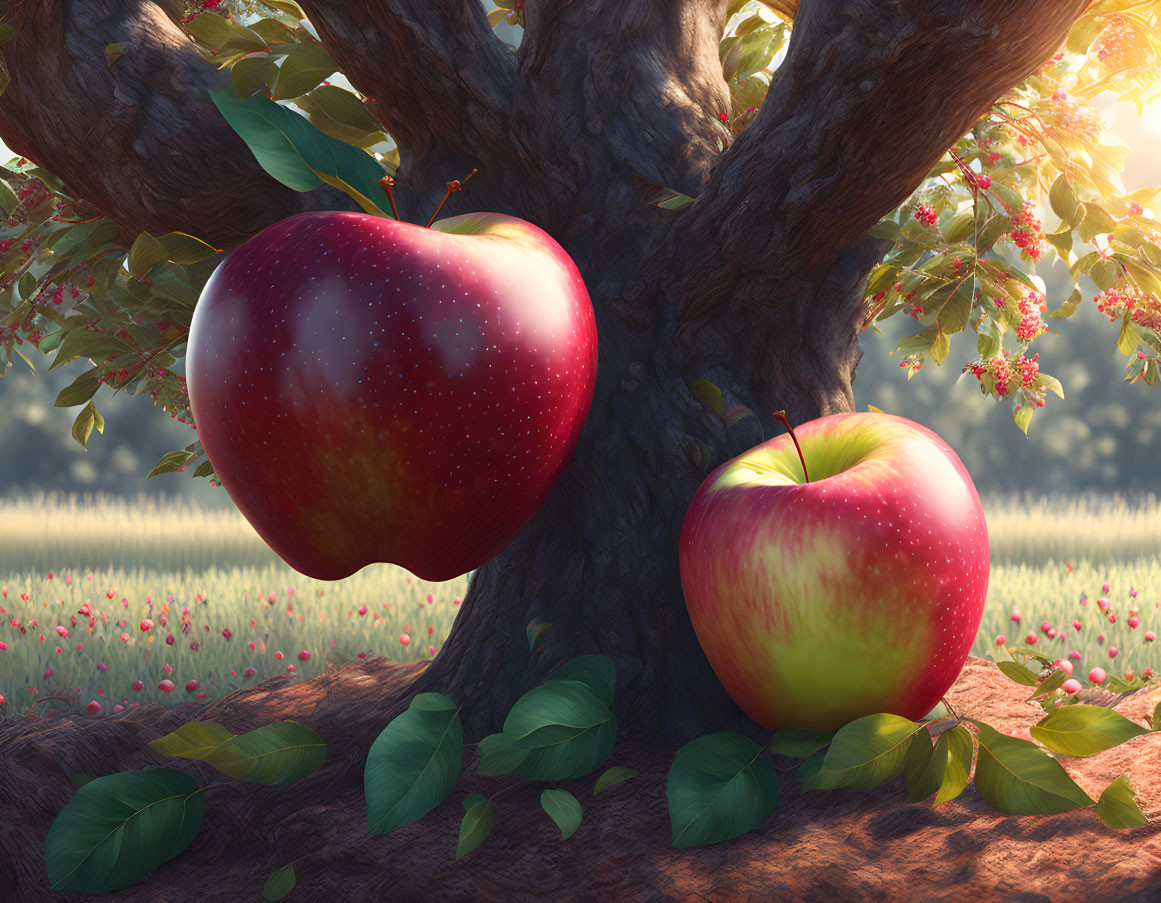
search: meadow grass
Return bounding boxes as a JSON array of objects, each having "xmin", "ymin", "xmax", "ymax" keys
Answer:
[{"xmin": 0, "ymin": 487, "xmax": 1158, "ymax": 720}]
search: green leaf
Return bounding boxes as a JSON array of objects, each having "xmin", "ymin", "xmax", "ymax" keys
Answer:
[
  {"xmin": 593, "ymin": 766, "xmax": 638, "ymax": 795},
  {"xmin": 1048, "ymin": 288, "xmax": 1083, "ymax": 319},
  {"xmin": 667, "ymin": 732, "xmax": 779, "ymax": 848},
  {"xmin": 127, "ymin": 231, "xmax": 170, "ymax": 281},
  {"xmin": 54, "ymin": 370, "xmax": 101, "ymax": 408},
  {"xmin": 1118, "ymin": 312, "xmax": 1146, "ymax": 357},
  {"xmin": 50, "ymin": 329, "xmax": 134, "ymax": 373},
  {"xmin": 148, "ymin": 449, "xmax": 195, "ymax": 478},
  {"xmin": 476, "ymin": 680, "xmax": 616, "ymax": 781},
  {"xmin": 208, "ymin": 87, "xmax": 390, "ymax": 216},
  {"xmin": 71, "ymin": 400, "xmax": 105, "ymax": 448},
  {"xmin": 967, "ymin": 719, "xmax": 1095, "ymax": 815},
  {"xmin": 767, "ymin": 730, "xmax": 836, "ymax": 759},
  {"xmin": 1077, "ymin": 203, "xmax": 1118, "ymax": 244},
  {"xmin": 540, "ymin": 788, "xmax": 583, "ymax": 841},
  {"xmin": 262, "ymin": 863, "xmax": 296, "ymax": 902},
  {"xmin": 68, "ymin": 774, "xmax": 98, "ymax": 790},
  {"xmin": 1049, "ymin": 174, "xmax": 1083, "ymax": 227},
  {"xmin": 1095, "ymin": 774, "xmax": 1149, "ymax": 829},
  {"xmin": 977, "ymin": 317, "xmax": 1001, "ymax": 362},
  {"xmin": 869, "ymin": 220, "xmax": 904, "ymax": 242},
  {"xmin": 456, "ymin": 793, "xmax": 496, "ymax": 861},
  {"xmin": 0, "ymin": 178, "xmax": 18, "ymax": 216},
  {"xmin": 1014, "ymin": 403, "xmax": 1033, "ymax": 436},
  {"xmin": 902, "ymin": 729, "xmax": 944, "ymax": 804},
  {"xmin": 802, "ymin": 713, "xmax": 923, "ymax": 791},
  {"xmin": 201, "ymin": 720, "xmax": 326, "ymax": 788},
  {"xmin": 271, "ymin": 42, "xmax": 337, "ymax": 101},
  {"xmin": 1045, "ymin": 229, "xmax": 1073, "ymax": 264},
  {"xmin": 305, "ymin": 84, "xmax": 382, "ymax": 132},
  {"xmin": 45, "ymin": 768, "xmax": 204, "ymax": 893},
  {"xmin": 932, "ymin": 725, "xmax": 975, "ymax": 806},
  {"xmin": 155, "ymin": 232, "xmax": 224, "ymax": 265},
  {"xmin": 657, "ymin": 191, "xmax": 695, "ymax": 210},
  {"xmin": 526, "ymin": 618, "xmax": 551, "ymax": 653},
  {"xmin": 551, "ymin": 655, "xmax": 616, "ymax": 707},
  {"xmin": 1029, "ymin": 704, "xmax": 1151, "ymax": 757},
  {"xmin": 365, "ymin": 693, "xmax": 462, "ymax": 837},
  {"xmin": 942, "ymin": 208, "xmax": 978, "ymax": 243},
  {"xmin": 230, "ymin": 55, "xmax": 280, "ymax": 98},
  {"xmin": 691, "ymin": 379, "xmax": 725, "ymax": 417},
  {"xmin": 1037, "ymin": 373, "xmax": 1065, "ymax": 400},
  {"xmin": 147, "ymin": 720, "xmax": 236, "ymax": 761},
  {"xmin": 185, "ymin": 13, "xmax": 268, "ymax": 53}
]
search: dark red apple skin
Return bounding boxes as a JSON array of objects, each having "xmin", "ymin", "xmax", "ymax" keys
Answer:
[{"xmin": 186, "ymin": 210, "xmax": 597, "ymax": 581}]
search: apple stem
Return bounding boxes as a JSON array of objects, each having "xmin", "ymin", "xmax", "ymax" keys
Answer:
[
  {"xmin": 426, "ymin": 168, "xmax": 479, "ymax": 228},
  {"xmin": 377, "ymin": 174, "xmax": 401, "ymax": 221},
  {"xmin": 771, "ymin": 410, "xmax": 810, "ymax": 483}
]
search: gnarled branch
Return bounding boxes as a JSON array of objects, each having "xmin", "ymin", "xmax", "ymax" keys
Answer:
[{"xmin": 0, "ymin": 0, "xmax": 356, "ymax": 248}]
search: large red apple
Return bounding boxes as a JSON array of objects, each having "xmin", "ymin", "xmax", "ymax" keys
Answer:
[
  {"xmin": 186, "ymin": 210, "xmax": 597, "ymax": 582},
  {"xmin": 678, "ymin": 411, "xmax": 990, "ymax": 732}
]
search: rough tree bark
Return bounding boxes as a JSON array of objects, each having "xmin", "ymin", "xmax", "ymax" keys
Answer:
[{"xmin": 0, "ymin": 1, "xmax": 1095, "ymax": 899}]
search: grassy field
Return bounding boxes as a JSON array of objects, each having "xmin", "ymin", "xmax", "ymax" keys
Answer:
[{"xmin": 0, "ymin": 487, "xmax": 1158, "ymax": 720}]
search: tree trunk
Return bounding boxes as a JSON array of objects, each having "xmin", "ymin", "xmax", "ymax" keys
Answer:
[{"xmin": 0, "ymin": 0, "xmax": 1093, "ymax": 898}]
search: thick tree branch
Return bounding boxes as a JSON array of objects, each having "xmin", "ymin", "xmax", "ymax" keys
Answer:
[
  {"xmin": 682, "ymin": 0, "xmax": 1090, "ymax": 281},
  {"xmin": 294, "ymin": 0, "xmax": 517, "ymax": 219},
  {"xmin": 0, "ymin": 0, "xmax": 356, "ymax": 248}
]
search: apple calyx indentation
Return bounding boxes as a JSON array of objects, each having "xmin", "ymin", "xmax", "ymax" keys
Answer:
[{"xmin": 771, "ymin": 410, "xmax": 810, "ymax": 483}]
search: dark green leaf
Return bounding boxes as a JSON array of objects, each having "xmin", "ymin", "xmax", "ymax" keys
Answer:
[
  {"xmin": 932, "ymin": 725, "xmax": 974, "ymax": 806},
  {"xmin": 365, "ymin": 693, "xmax": 462, "ymax": 837},
  {"xmin": 902, "ymin": 729, "xmax": 944, "ymax": 803},
  {"xmin": 127, "ymin": 231, "xmax": 170, "ymax": 281},
  {"xmin": 147, "ymin": 720, "xmax": 236, "ymax": 761},
  {"xmin": 54, "ymin": 369, "xmax": 101, "ymax": 408},
  {"xmin": 271, "ymin": 42, "xmax": 337, "ymax": 101},
  {"xmin": 801, "ymin": 713, "xmax": 922, "ymax": 791},
  {"xmin": 593, "ymin": 766, "xmax": 638, "ymax": 795},
  {"xmin": 50, "ymin": 329, "xmax": 134, "ymax": 373},
  {"xmin": 262, "ymin": 863, "xmax": 296, "ymax": 902},
  {"xmin": 768, "ymin": 729, "xmax": 836, "ymax": 759},
  {"xmin": 967, "ymin": 719, "xmax": 1095, "ymax": 815},
  {"xmin": 1095, "ymin": 774, "xmax": 1149, "ymax": 829},
  {"xmin": 477, "ymin": 680, "xmax": 616, "ymax": 781},
  {"xmin": 147, "ymin": 449, "xmax": 195, "ymax": 478},
  {"xmin": 307, "ymin": 85, "xmax": 382, "ymax": 132},
  {"xmin": 692, "ymin": 379, "xmax": 725, "ymax": 417},
  {"xmin": 552, "ymin": 655, "xmax": 616, "ymax": 707},
  {"xmin": 996, "ymin": 660, "xmax": 1040, "ymax": 688},
  {"xmin": 540, "ymin": 788, "xmax": 582, "ymax": 840},
  {"xmin": 45, "ymin": 768, "xmax": 204, "ymax": 893},
  {"xmin": 202, "ymin": 720, "xmax": 326, "ymax": 788},
  {"xmin": 869, "ymin": 220, "xmax": 904, "ymax": 242},
  {"xmin": 667, "ymin": 732, "xmax": 779, "ymax": 848},
  {"xmin": 456, "ymin": 793, "xmax": 496, "ymax": 861},
  {"xmin": 1029, "ymin": 704, "xmax": 1151, "ymax": 757},
  {"xmin": 208, "ymin": 87, "xmax": 390, "ymax": 216},
  {"xmin": 1027, "ymin": 666, "xmax": 1068, "ymax": 701}
]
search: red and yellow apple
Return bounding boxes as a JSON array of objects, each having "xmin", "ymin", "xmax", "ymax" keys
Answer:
[
  {"xmin": 678, "ymin": 411, "xmax": 990, "ymax": 732},
  {"xmin": 186, "ymin": 210, "xmax": 597, "ymax": 582}
]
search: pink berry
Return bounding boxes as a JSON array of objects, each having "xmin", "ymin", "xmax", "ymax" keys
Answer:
[
  {"xmin": 1061, "ymin": 678, "xmax": 1082, "ymax": 695},
  {"xmin": 1073, "ymin": 620, "xmax": 1082, "ymax": 631},
  {"xmin": 140, "ymin": 619, "xmax": 154, "ymax": 631},
  {"xmin": 1146, "ymin": 668, "xmax": 1155, "ymax": 678},
  {"xmin": 1025, "ymin": 633, "xmax": 1037, "ymax": 645},
  {"xmin": 274, "ymin": 651, "xmax": 283, "ymax": 661},
  {"xmin": 1108, "ymin": 647, "xmax": 1119, "ymax": 659},
  {"xmin": 995, "ymin": 634, "xmax": 1006, "ymax": 645},
  {"xmin": 185, "ymin": 680, "xmax": 198, "ymax": 692},
  {"xmin": 87, "ymin": 700, "xmax": 101, "ymax": 714},
  {"xmin": 358, "ymin": 605, "xmax": 367, "ymax": 615},
  {"xmin": 400, "ymin": 634, "xmax": 411, "ymax": 646},
  {"xmin": 244, "ymin": 667, "xmax": 257, "ymax": 679},
  {"xmin": 1052, "ymin": 659, "xmax": 1073, "ymax": 676},
  {"xmin": 1129, "ymin": 616, "xmax": 1140, "ymax": 629},
  {"xmin": 159, "ymin": 679, "xmax": 174, "ymax": 693},
  {"xmin": 1088, "ymin": 667, "xmax": 1107, "ymax": 684},
  {"xmin": 1010, "ymin": 608, "xmax": 1022, "ymax": 623},
  {"xmin": 1147, "ymin": 631, "xmax": 1156, "ymax": 642},
  {"xmin": 977, "ymin": 174, "xmax": 991, "ymax": 189},
  {"xmin": 298, "ymin": 650, "xmax": 310, "ymax": 661},
  {"xmin": 132, "ymin": 680, "xmax": 143, "ymax": 691}
]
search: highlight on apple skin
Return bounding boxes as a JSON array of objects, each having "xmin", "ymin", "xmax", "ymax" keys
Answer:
[
  {"xmin": 678, "ymin": 411, "xmax": 990, "ymax": 732},
  {"xmin": 186, "ymin": 209, "xmax": 598, "ymax": 582}
]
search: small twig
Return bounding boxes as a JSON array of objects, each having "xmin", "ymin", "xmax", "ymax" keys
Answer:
[{"xmin": 426, "ymin": 168, "xmax": 478, "ymax": 228}]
